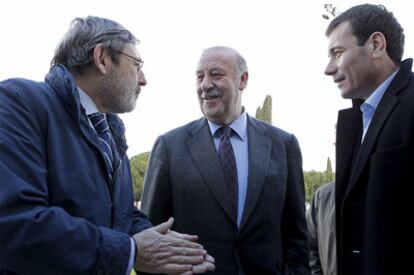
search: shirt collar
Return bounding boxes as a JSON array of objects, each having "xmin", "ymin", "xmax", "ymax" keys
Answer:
[
  {"xmin": 78, "ymin": 86, "xmax": 100, "ymax": 115},
  {"xmin": 207, "ymin": 109, "xmax": 247, "ymax": 141},
  {"xmin": 361, "ymin": 68, "xmax": 399, "ymax": 112}
]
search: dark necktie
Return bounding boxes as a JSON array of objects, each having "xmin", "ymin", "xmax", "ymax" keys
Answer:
[
  {"xmin": 218, "ymin": 126, "xmax": 238, "ymax": 219},
  {"xmin": 88, "ymin": 113, "xmax": 113, "ymax": 174}
]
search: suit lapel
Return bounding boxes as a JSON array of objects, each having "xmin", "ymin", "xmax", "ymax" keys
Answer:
[
  {"xmin": 336, "ymin": 104, "xmax": 362, "ymax": 208},
  {"xmin": 239, "ymin": 116, "xmax": 271, "ymax": 231},
  {"xmin": 344, "ymin": 61, "xmax": 412, "ymax": 201},
  {"xmin": 186, "ymin": 118, "xmax": 237, "ymax": 225}
]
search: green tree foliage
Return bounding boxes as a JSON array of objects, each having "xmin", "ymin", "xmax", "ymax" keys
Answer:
[
  {"xmin": 304, "ymin": 157, "xmax": 335, "ymax": 202},
  {"xmin": 130, "ymin": 152, "xmax": 150, "ymax": 202},
  {"xmin": 255, "ymin": 95, "xmax": 273, "ymax": 124},
  {"xmin": 304, "ymin": 170, "xmax": 326, "ymax": 202}
]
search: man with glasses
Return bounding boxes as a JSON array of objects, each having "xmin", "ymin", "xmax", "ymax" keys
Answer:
[
  {"xmin": 116, "ymin": 50, "xmax": 145, "ymax": 70},
  {"xmin": 0, "ymin": 16, "xmax": 214, "ymax": 274}
]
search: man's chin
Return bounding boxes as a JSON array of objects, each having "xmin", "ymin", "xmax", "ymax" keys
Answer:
[
  {"xmin": 203, "ymin": 110, "xmax": 222, "ymax": 123},
  {"xmin": 116, "ymin": 101, "xmax": 137, "ymax": 114},
  {"xmin": 340, "ymin": 89, "xmax": 352, "ymax": 99}
]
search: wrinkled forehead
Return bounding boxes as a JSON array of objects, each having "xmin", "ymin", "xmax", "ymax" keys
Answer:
[{"xmin": 197, "ymin": 50, "xmax": 238, "ymax": 72}]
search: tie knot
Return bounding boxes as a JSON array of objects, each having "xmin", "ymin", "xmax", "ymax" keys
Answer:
[
  {"xmin": 219, "ymin": 126, "xmax": 233, "ymax": 138},
  {"xmin": 88, "ymin": 113, "xmax": 110, "ymax": 134}
]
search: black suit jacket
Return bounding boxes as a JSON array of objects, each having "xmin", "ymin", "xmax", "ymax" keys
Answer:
[
  {"xmin": 336, "ymin": 59, "xmax": 414, "ymax": 274},
  {"xmin": 141, "ymin": 115, "xmax": 310, "ymax": 274}
]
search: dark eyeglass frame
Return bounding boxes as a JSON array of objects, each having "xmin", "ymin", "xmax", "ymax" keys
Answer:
[{"xmin": 114, "ymin": 50, "xmax": 144, "ymax": 71}]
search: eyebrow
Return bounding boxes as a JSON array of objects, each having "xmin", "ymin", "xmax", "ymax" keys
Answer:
[{"xmin": 328, "ymin": 46, "xmax": 343, "ymax": 57}]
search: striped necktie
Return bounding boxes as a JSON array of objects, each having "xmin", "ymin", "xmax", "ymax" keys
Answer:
[
  {"xmin": 218, "ymin": 126, "xmax": 238, "ymax": 220},
  {"xmin": 88, "ymin": 113, "xmax": 113, "ymax": 174}
]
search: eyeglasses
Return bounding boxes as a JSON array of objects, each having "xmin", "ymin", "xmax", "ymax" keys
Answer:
[{"xmin": 115, "ymin": 50, "xmax": 144, "ymax": 71}]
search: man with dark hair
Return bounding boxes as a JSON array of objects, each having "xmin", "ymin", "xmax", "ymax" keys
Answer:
[
  {"xmin": 324, "ymin": 4, "xmax": 414, "ymax": 274},
  {"xmin": 0, "ymin": 16, "xmax": 214, "ymax": 274},
  {"xmin": 141, "ymin": 46, "xmax": 310, "ymax": 274}
]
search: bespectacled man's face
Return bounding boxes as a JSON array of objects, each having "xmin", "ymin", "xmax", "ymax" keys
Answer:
[{"xmin": 98, "ymin": 43, "xmax": 147, "ymax": 113}]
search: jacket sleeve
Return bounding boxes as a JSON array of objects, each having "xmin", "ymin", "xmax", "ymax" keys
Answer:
[
  {"xmin": 0, "ymin": 83, "xmax": 130, "ymax": 274},
  {"xmin": 306, "ymin": 189, "xmax": 323, "ymax": 275},
  {"xmin": 140, "ymin": 136, "xmax": 173, "ymax": 225},
  {"xmin": 283, "ymin": 134, "xmax": 311, "ymax": 274}
]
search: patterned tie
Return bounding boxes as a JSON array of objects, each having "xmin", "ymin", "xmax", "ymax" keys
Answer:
[
  {"xmin": 88, "ymin": 113, "xmax": 113, "ymax": 174},
  {"xmin": 218, "ymin": 126, "xmax": 238, "ymax": 219}
]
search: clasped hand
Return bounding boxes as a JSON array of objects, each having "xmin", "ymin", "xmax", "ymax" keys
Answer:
[{"xmin": 133, "ymin": 217, "xmax": 215, "ymax": 274}]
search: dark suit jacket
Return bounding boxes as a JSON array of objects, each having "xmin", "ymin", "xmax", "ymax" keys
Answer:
[
  {"xmin": 0, "ymin": 66, "xmax": 152, "ymax": 274},
  {"xmin": 141, "ymin": 115, "xmax": 309, "ymax": 274},
  {"xmin": 335, "ymin": 59, "xmax": 414, "ymax": 275}
]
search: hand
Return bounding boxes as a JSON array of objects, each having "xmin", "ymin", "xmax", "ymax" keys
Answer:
[
  {"xmin": 192, "ymin": 254, "xmax": 215, "ymax": 274},
  {"xmin": 133, "ymin": 217, "xmax": 207, "ymax": 274},
  {"xmin": 170, "ymin": 254, "xmax": 215, "ymax": 275},
  {"xmin": 165, "ymin": 231, "xmax": 215, "ymax": 274}
]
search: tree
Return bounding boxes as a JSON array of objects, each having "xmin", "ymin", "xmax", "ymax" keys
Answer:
[
  {"xmin": 130, "ymin": 152, "xmax": 150, "ymax": 202},
  {"xmin": 304, "ymin": 170, "xmax": 326, "ymax": 202},
  {"xmin": 322, "ymin": 4, "xmax": 339, "ymax": 20},
  {"xmin": 325, "ymin": 157, "xmax": 334, "ymax": 183},
  {"xmin": 255, "ymin": 95, "xmax": 273, "ymax": 124},
  {"xmin": 304, "ymin": 158, "xmax": 335, "ymax": 202}
]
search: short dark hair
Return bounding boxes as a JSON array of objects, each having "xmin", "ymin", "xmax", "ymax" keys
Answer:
[
  {"xmin": 326, "ymin": 4, "xmax": 405, "ymax": 64},
  {"xmin": 51, "ymin": 16, "xmax": 139, "ymax": 74}
]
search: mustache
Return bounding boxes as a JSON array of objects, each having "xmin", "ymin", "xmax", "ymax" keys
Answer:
[{"xmin": 200, "ymin": 88, "xmax": 222, "ymax": 99}]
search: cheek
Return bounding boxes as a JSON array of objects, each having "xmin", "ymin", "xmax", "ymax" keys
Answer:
[
  {"xmin": 337, "ymin": 57, "xmax": 348, "ymax": 71},
  {"xmin": 196, "ymin": 86, "xmax": 202, "ymax": 95},
  {"xmin": 131, "ymin": 72, "xmax": 140, "ymax": 85}
]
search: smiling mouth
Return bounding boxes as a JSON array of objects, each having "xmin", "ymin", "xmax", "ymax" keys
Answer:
[
  {"xmin": 334, "ymin": 76, "xmax": 345, "ymax": 84},
  {"xmin": 202, "ymin": 94, "xmax": 221, "ymax": 101}
]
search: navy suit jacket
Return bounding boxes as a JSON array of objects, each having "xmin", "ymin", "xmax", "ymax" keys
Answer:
[
  {"xmin": 0, "ymin": 66, "xmax": 152, "ymax": 274},
  {"xmin": 141, "ymin": 115, "xmax": 309, "ymax": 274}
]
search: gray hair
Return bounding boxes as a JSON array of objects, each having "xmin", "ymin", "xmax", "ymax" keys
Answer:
[
  {"xmin": 203, "ymin": 46, "xmax": 248, "ymax": 75},
  {"xmin": 51, "ymin": 16, "xmax": 139, "ymax": 74}
]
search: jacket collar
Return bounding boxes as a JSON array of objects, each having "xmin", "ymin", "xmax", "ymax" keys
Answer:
[
  {"xmin": 45, "ymin": 65, "xmax": 128, "ymax": 155},
  {"xmin": 341, "ymin": 58, "xmax": 413, "ymax": 202}
]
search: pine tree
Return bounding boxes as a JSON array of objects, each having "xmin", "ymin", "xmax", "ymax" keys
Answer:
[
  {"xmin": 255, "ymin": 95, "xmax": 273, "ymax": 124},
  {"xmin": 325, "ymin": 157, "xmax": 334, "ymax": 183}
]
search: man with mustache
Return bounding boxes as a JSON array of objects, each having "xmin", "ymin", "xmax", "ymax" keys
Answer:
[
  {"xmin": 141, "ymin": 46, "xmax": 310, "ymax": 274},
  {"xmin": 324, "ymin": 4, "xmax": 414, "ymax": 274},
  {"xmin": 0, "ymin": 16, "xmax": 214, "ymax": 274}
]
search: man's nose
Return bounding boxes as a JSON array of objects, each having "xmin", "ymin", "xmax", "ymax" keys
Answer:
[
  {"xmin": 138, "ymin": 70, "xmax": 147, "ymax": 86},
  {"xmin": 200, "ymin": 76, "xmax": 214, "ymax": 93},
  {"xmin": 324, "ymin": 60, "xmax": 337, "ymax": 76}
]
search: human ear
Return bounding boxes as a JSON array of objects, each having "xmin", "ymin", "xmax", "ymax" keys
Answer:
[
  {"xmin": 239, "ymin": 72, "xmax": 249, "ymax": 90},
  {"xmin": 92, "ymin": 44, "xmax": 110, "ymax": 74},
  {"xmin": 369, "ymin": 32, "xmax": 387, "ymax": 58}
]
